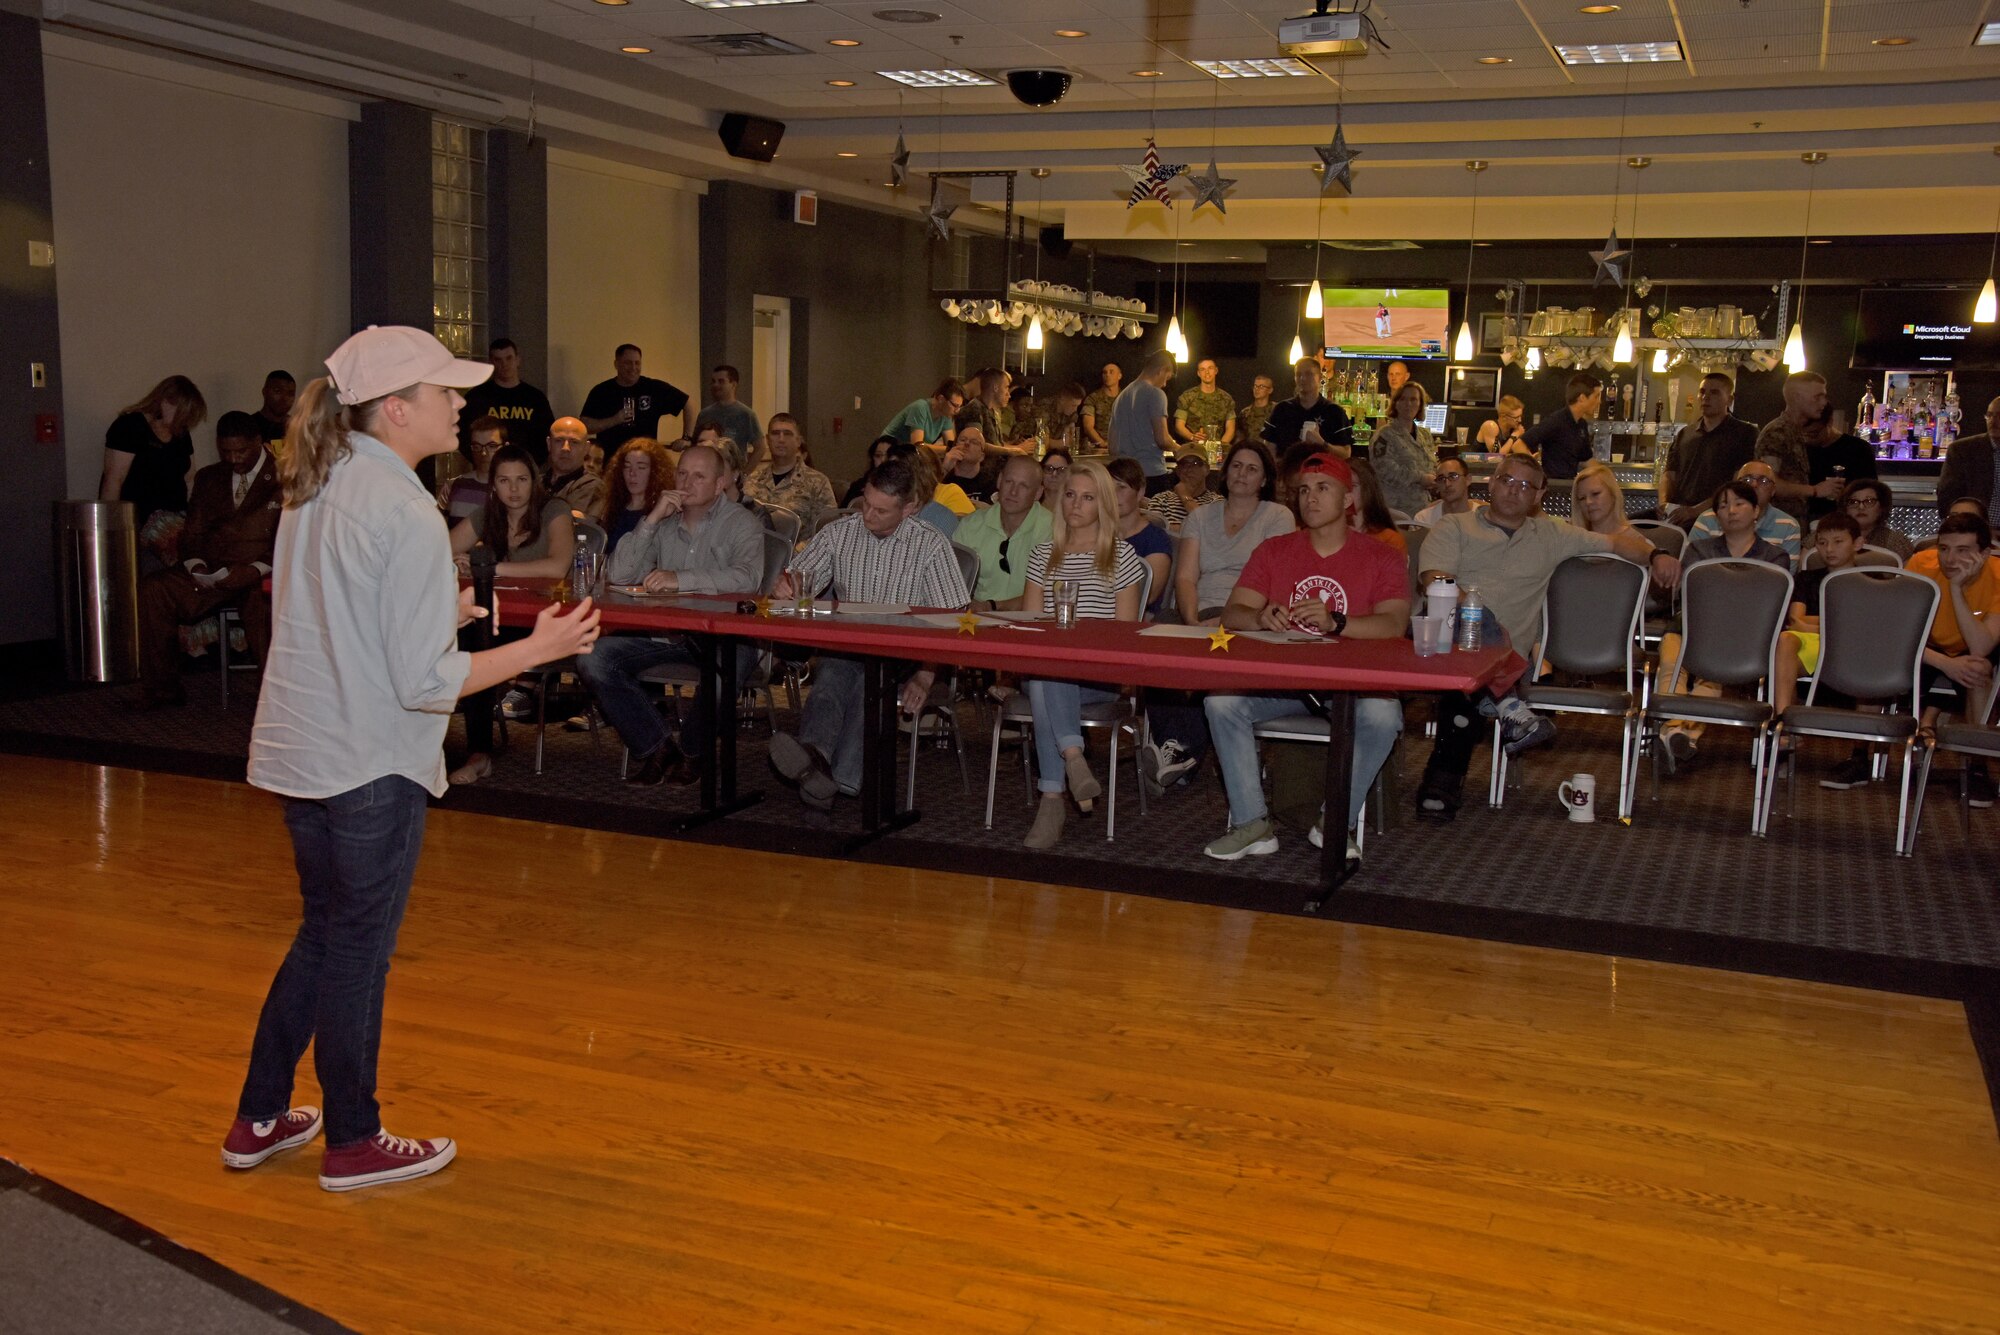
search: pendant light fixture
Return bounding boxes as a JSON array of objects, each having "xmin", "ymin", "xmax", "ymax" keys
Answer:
[
  {"xmin": 1613, "ymin": 156, "xmax": 1648, "ymax": 365},
  {"xmin": 1525, "ymin": 344, "xmax": 1541, "ymax": 374},
  {"xmin": 1025, "ymin": 168, "xmax": 1048, "ymax": 356},
  {"xmin": 1975, "ymin": 145, "xmax": 1999, "ymax": 323},
  {"xmin": 1785, "ymin": 152, "xmax": 1826, "ymax": 374},
  {"xmin": 1454, "ymin": 161, "xmax": 1487, "ymax": 362},
  {"xmin": 1287, "ymin": 333, "xmax": 1306, "ymax": 364},
  {"xmin": 1651, "ymin": 346, "xmax": 1669, "ymax": 373}
]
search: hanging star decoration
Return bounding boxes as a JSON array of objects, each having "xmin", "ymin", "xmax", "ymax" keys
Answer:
[
  {"xmin": 1207, "ymin": 626, "xmax": 1236, "ymax": 653},
  {"xmin": 890, "ymin": 133, "xmax": 910, "ymax": 188},
  {"xmin": 1121, "ymin": 137, "xmax": 1188, "ymax": 208},
  {"xmin": 1315, "ymin": 122, "xmax": 1362, "ymax": 194},
  {"xmin": 1184, "ymin": 158, "xmax": 1237, "ymax": 213},
  {"xmin": 926, "ymin": 183, "xmax": 958, "ymax": 240},
  {"xmin": 956, "ymin": 610, "xmax": 982, "ymax": 636},
  {"xmin": 1590, "ymin": 228, "xmax": 1632, "ymax": 287}
]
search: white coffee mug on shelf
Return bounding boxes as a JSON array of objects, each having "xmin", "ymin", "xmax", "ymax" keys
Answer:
[{"xmin": 1558, "ymin": 773, "xmax": 1597, "ymax": 823}]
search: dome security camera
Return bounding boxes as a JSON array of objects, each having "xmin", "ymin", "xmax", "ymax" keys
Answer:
[{"xmin": 1006, "ymin": 69, "xmax": 1073, "ymax": 107}]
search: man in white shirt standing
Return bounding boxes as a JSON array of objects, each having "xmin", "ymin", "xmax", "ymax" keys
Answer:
[{"xmin": 223, "ymin": 326, "xmax": 599, "ymax": 1193}]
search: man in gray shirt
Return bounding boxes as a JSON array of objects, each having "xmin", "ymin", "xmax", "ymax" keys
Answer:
[
  {"xmin": 580, "ymin": 442, "xmax": 768, "ymax": 785},
  {"xmin": 1108, "ymin": 350, "xmax": 1177, "ymax": 495},
  {"xmin": 693, "ymin": 364, "xmax": 764, "ymax": 474}
]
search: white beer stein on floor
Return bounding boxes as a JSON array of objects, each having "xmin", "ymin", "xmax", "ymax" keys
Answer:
[{"xmin": 1558, "ymin": 773, "xmax": 1597, "ymax": 823}]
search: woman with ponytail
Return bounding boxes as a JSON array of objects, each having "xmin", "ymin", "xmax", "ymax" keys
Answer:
[{"xmin": 226, "ymin": 327, "xmax": 599, "ymax": 1193}]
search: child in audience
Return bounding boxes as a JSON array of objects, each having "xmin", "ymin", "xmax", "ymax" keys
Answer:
[{"xmin": 1773, "ymin": 512, "xmax": 1861, "ymax": 720}]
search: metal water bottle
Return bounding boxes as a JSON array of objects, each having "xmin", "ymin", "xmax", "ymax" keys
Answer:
[{"xmin": 1455, "ymin": 586, "xmax": 1485, "ymax": 653}]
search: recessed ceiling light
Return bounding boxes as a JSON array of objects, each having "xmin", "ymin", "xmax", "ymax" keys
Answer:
[
  {"xmin": 877, "ymin": 68, "xmax": 995, "ymax": 87},
  {"xmin": 1476, "ymin": 56, "xmax": 1512, "ymax": 65},
  {"xmin": 1131, "ymin": 68, "xmax": 1163, "ymax": 77},
  {"xmin": 1193, "ymin": 57, "xmax": 1314, "ymax": 78},
  {"xmin": 620, "ymin": 45, "xmax": 652, "ymax": 53},
  {"xmin": 828, "ymin": 37, "xmax": 862, "ymax": 47},
  {"xmin": 1810, "ymin": 237, "xmax": 1833, "ymax": 245},
  {"xmin": 1871, "ymin": 36, "xmax": 1913, "ymax": 46},
  {"xmin": 827, "ymin": 79, "xmax": 856, "ymax": 87},
  {"xmin": 1978, "ymin": 22, "xmax": 2000, "ymax": 46},
  {"xmin": 684, "ymin": 0, "xmax": 809, "ymax": 8},
  {"xmin": 1556, "ymin": 40, "xmax": 1683, "ymax": 64},
  {"xmin": 1578, "ymin": 4, "xmax": 1620, "ymax": 12},
  {"xmin": 593, "ymin": 0, "xmax": 629, "ymax": 5},
  {"xmin": 1054, "ymin": 29, "xmax": 1088, "ymax": 38},
  {"xmin": 836, "ymin": 151, "xmax": 859, "ymax": 157}
]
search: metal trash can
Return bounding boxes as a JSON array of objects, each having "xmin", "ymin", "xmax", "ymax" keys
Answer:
[{"xmin": 55, "ymin": 500, "xmax": 140, "ymax": 683}]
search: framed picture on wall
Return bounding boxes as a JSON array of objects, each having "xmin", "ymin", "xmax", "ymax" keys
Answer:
[
  {"xmin": 1446, "ymin": 365, "xmax": 1501, "ymax": 408},
  {"xmin": 1479, "ymin": 312, "xmax": 1508, "ymax": 353}
]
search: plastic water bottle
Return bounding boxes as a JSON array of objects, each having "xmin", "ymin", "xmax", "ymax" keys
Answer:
[
  {"xmin": 571, "ymin": 545, "xmax": 593, "ymax": 603},
  {"xmin": 1455, "ymin": 586, "xmax": 1485, "ymax": 653}
]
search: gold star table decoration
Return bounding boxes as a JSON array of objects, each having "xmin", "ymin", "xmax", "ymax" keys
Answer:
[
  {"xmin": 956, "ymin": 610, "xmax": 982, "ymax": 636},
  {"xmin": 1207, "ymin": 626, "xmax": 1236, "ymax": 653},
  {"xmin": 754, "ymin": 596, "xmax": 773, "ymax": 620}
]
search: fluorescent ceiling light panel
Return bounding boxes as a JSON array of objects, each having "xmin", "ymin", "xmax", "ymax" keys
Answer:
[
  {"xmin": 877, "ymin": 68, "xmax": 995, "ymax": 86},
  {"xmin": 1193, "ymin": 57, "xmax": 1315, "ymax": 78},
  {"xmin": 1556, "ymin": 40, "xmax": 1683, "ymax": 64},
  {"xmin": 1976, "ymin": 22, "xmax": 2000, "ymax": 45}
]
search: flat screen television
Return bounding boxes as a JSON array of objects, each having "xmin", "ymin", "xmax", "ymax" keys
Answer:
[
  {"xmin": 1850, "ymin": 288, "xmax": 2000, "ymax": 370},
  {"xmin": 1319, "ymin": 287, "xmax": 1449, "ymax": 359}
]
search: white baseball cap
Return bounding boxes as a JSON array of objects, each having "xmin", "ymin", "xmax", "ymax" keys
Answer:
[{"xmin": 324, "ymin": 325, "xmax": 491, "ymax": 406}]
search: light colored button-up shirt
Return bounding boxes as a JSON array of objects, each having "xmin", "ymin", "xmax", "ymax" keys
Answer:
[
  {"xmin": 249, "ymin": 432, "xmax": 472, "ymax": 799},
  {"xmin": 789, "ymin": 511, "xmax": 970, "ymax": 609},
  {"xmin": 1420, "ymin": 507, "xmax": 1612, "ymax": 650},
  {"xmin": 605, "ymin": 495, "xmax": 766, "ymax": 594}
]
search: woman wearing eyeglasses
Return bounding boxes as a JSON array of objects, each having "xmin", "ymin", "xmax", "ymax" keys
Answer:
[
  {"xmin": 1038, "ymin": 445, "xmax": 1073, "ymax": 516},
  {"xmin": 1838, "ymin": 477, "xmax": 1912, "ymax": 562}
]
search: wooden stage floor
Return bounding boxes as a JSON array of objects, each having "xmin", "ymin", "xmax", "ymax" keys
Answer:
[{"xmin": 3, "ymin": 753, "xmax": 1998, "ymax": 1333}]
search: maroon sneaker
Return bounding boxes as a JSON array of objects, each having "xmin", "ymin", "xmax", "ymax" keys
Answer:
[
  {"xmin": 220, "ymin": 1106, "xmax": 323, "ymax": 1169},
  {"xmin": 318, "ymin": 1130, "xmax": 457, "ymax": 1192}
]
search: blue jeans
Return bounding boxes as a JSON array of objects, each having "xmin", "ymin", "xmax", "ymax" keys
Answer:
[
  {"xmin": 799, "ymin": 655, "xmax": 869, "ymax": 795},
  {"xmin": 1204, "ymin": 694, "xmax": 1403, "ymax": 831},
  {"xmin": 236, "ymin": 775, "xmax": 428, "ymax": 1148},
  {"xmin": 577, "ymin": 634, "xmax": 760, "ymax": 760},
  {"xmin": 1026, "ymin": 678, "xmax": 1119, "ymax": 793}
]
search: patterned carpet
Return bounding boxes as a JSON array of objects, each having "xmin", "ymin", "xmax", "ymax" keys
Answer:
[{"xmin": 3, "ymin": 654, "xmax": 1996, "ymax": 990}]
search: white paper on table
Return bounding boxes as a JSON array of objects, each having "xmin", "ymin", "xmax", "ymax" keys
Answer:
[
  {"xmin": 1236, "ymin": 629, "xmax": 1330, "ymax": 645},
  {"xmin": 910, "ymin": 612, "xmax": 1005, "ymax": 630},
  {"xmin": 1136, "ymin": 623, "xmax": 1218, "ymax": 639},
  {"xmin": 980, "ymin": 609, "xmax": 1047, "ymax": 623},
  {"xmin": 834, "ymin": 602, "xmax": 911, "ymax": 616}
]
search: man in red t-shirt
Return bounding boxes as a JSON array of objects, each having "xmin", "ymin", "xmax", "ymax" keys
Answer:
[{"xmin": 1203, "ymin": 453, "xmax": 1412, "ymax": 862}]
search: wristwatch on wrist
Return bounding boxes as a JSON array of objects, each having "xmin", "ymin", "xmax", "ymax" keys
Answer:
[{"xmin": 1327, "ymin": 606, "xmax": 1348, "ymax": 636}]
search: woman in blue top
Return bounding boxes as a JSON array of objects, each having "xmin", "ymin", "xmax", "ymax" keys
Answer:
[
  {"xmin": 1019, "ymin": 460, "xmax": 1148, "ymax": 851},
  {"xmin": 1106, "ymin": 456, "xmax": 1172, "ymax": 616}
]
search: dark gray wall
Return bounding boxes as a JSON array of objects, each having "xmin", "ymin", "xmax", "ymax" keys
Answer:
[
  {"xmin": 349, "ymin": 102, "xmax": 433, "ymax": 331},
  {"xmin": 488, "ymin": 130, "xmax": 548, "ymax": 377},
  {"xmin": 0, "ymin": 10, "xmax": 67, "ymax": 645}
]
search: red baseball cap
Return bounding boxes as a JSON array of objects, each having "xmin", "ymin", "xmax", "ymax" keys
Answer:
[{"xmin": 1296, "ymin": 452, "xmax": 1353, "ymax": 490}]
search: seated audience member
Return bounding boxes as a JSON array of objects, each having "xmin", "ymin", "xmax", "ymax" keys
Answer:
[
  {"xmin": 939, "ymin": 427, "xmax": 998, "ymax": 504},
  {"xmin": 1908, "ymin": 513, "xmax": 1999, "ymax": 803},
  {"xmin": 1688, "ymin": 461, "xmax": 1801, "ymax": 567},
  {"xmin": 543, "ymin": 417, "xmax": 602, "ymax": 516},
  {"xmin": 766, "ymin": 459, "xmax": 970, "ymax": 810},
  {"xmin": 1476, "ymin": 395, "xmax": 1526, "ymax": 452},
  {"xmin": 1016, "ymin": 462, "xmax": 1150, "ymax": 849},
  {"xmin": 1946, "ymin": 496, "xmax": 1990, "ymax": 536},
  {"xmin": 1415, "ymin": 453, "xmax": 1681, "ymax": 819},
  {"xmin": 888, "ymin": 442, "xmax": 967, "ymax": 536},
  {"xmin": 1413, "ymin": 457, "xmax": 1480, "ymax": 527},
  {"xmin": 1105, "ymin": 456, "xmax": 1173, "ymax": 614},
  {"xmin": 440, "ymin": 416, "xmax": 505, "ymax": 521},
  {"xmin": 135, "ymin": 412, "xmax": 279, "ymax": 707},
  {"xmin": 592, "ymin": 437, "xmax": 676, "ymax": 552},
  {"xmin": 1656, "ymin": 480, "xmax": 1797, "ymax": 770},
  {"xmin": 1368, "ymin": 379, "xmax": 1439, "ymax": 517},
  {"xmin": 1143, "ymin": 442, "xmax": 1295, "ymax": 791},
  {"xmin": 1147, "ymin": 452, "xmax": 1219, "ymax": 527},
  {"xmin": 1570, "ymin": 461, "xmax": 1636, "ymax": 539},
  {"xmin": 1347, "ymin": 459, "xmax": 1408, "ymax": 557},
  {"xmin": 1038, "ymin": 446, "xmax": 1072, "ymax": 516},
  {"xmin": 1202, "ymin": 453, "xmax": 1412, "ymax": 861},
  {"xmin": 252, "ymin": 371, "xmax": 295, "ymax": 447},
  {"xmin": 744, "ymin": 413, "xmax": 837, "ymax": 534},
  {"xmin": 1840, "ymin": 477, "xmax": 1913, "ymax": 561},
  {"xmin": 881, "ymin": 378, "xmax": 964, "ymax": 448},
  {"xmin": 575, "ymin": 442, "xmax": 767, "ymax": 786},
  {"xmin": 1771, "ymin": 512, "xmax": 1863, "ymax": 722},
  {"xmin": 452, "ymin": 444, "xmax": 576, "ymax": 582},
  {"xmin": 844, "ymin": 436, "xmax": 897, "ymax": 507},
  {"xmin": 954, "ymin": 454, "xmax": 1052, "ymax": 609}
]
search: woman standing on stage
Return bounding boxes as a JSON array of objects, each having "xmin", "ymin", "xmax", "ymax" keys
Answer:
[{"xmin": 221, "ymin": 326, "xmax": 599, "ymax": 1192}]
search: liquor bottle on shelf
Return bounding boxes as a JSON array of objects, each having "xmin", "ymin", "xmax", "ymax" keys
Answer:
[{"xmin": 1857, "ymin": 387, "xmax": 1876, "ymax": 441}]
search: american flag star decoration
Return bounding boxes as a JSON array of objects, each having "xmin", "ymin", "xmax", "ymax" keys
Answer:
[{"xmin": 1121, "ymin": 137, "xmax": 1188, "ymax": 208}]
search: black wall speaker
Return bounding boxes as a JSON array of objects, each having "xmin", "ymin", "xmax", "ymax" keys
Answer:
[
  {"xmin": 1040, "ymin": 224, "xmax": 1072, "ymax": 260},
  {"xmin": 718, "ymin": 113, "xmax": 785, "ymax": 163}
]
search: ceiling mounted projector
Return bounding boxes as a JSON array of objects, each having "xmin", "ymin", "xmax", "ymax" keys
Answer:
[
  {"xmin": 1278, "ymin": 10, "xmax": 1370, "ymax": 59},
  {"xmin": 1006, "ymin": 69, "xmax": 1073, "ymax": 106}
]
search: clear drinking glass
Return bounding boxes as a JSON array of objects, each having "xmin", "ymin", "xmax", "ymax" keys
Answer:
[{"xmin": 1053, "ymin": 578, "xmax": 1079, "ymax": 630}]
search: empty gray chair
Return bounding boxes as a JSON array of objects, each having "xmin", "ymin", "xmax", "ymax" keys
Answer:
[
  {"xmin": 1756, "ymin": 566, "xmax": 1939, "ymax": 855},
  {"xmin": 1905, "ymin": 682, "xmax": 1999, "ymax": 847},
  {"xmin": 761, "ymin": 504, "xmax": 801, "ymax": 546},
  {"xmin": 1629, "ymin": 519, "xmax": 1686, "ymax": 558},
  {"xmin": 1489, "ymin": 554, "xmax": 1648, "ymax": 820},
  {"xmin": 1642, "ymin": 557, "xmax": 1792, "ymax": 830}
]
